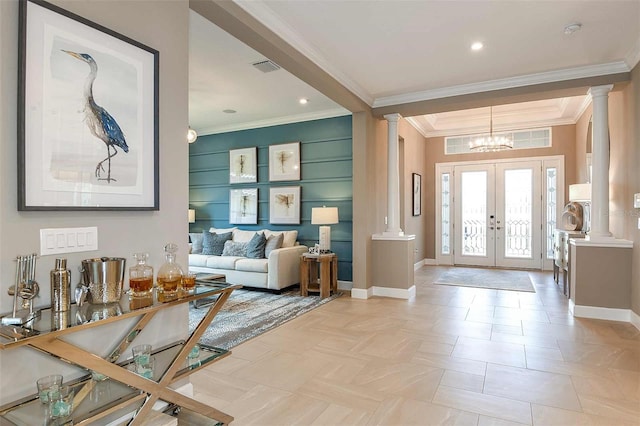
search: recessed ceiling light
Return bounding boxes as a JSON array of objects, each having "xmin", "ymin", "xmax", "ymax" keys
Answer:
[
  {"xmin": 223, "ymin": 109, "xmax": 237, "ymax": 114},
  {"xmin": 471, "ymin": 42, "xmax": 483, "ymax": 51},
  {"xmin": 564, "ymin": 23, "xmax": 582, "ymax": 35},
  {"xmin": 299, "ymin": 98, "xmax": 309, "ymax": 105}
]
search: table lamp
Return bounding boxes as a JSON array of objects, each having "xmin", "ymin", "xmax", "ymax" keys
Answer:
[
  {"xmin": 311, "ymin": 206, "xmax": 338, "ymax": 252},
  {"xmin": 188, "ymin": 209, "xmax": 196, "ymax": 223}
]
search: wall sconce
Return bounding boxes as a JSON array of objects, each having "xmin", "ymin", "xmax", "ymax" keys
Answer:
[
  {"xmin": 188, "ymin": 209, "xmax": 196, "ymax": 223},
  {"xmin": 187, "ymin": 128, "xmax": 198, "ymax": 144},
  {"xmin": 311, "ymin": 206, "xmax": 338, "ymax": 251}
]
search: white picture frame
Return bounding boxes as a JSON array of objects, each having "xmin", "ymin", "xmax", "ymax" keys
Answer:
[
  {"xmin": 229, "ymin": 188, "xmax": 258, "ymax": 224},
  {"xmin": 229, "ymin": 147, "xmax": 257, "ymax": 184},
  {"xmin": 269, "ymin": 142, "xmax": 300, "ymax": 181},
  {"xmin": 269, "ymin": 186, "xmax": 300, "ymax": 224}
]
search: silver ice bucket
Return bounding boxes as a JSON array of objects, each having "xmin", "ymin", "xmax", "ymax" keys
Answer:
[{"xmin": 78, "ymin": 257, "xmax": 126, "ymax": 305}]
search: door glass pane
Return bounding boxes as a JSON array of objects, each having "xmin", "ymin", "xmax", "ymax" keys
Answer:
[
  {"xmin": 441, "ymin": 173, "xmax": 450, "ymax": 255},
  {"xmin": 504, "ymin": 169, "xmax": 532, "ymax": 258},
  {"xmin": 546, "ymin": 168, "xmax": 557, "ymax": 259},
  {"xmin": 461, "ymin": 171, "xmax": 486, "ymax": 256}
]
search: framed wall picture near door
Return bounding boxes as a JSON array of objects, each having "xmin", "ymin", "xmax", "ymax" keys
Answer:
[{"xmin": 413, "ymin": 173, "xmax": 421, "ymax": 216}]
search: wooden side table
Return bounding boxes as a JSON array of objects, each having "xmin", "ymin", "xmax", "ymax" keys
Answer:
[{"xmin": 300, "ymin": 253, "xmax": 337, "ymax": 299}]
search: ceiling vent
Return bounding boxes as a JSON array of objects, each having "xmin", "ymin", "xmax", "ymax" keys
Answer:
[{"xmin": 252, "ymin": 60, "xmax": 281, "ymax": 73}]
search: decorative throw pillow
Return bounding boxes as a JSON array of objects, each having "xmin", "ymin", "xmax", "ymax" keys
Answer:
[
  {"xmin": 264, "ymin": 233, "xmax": 284, "ymax": 258},
  {"xmin": 246, "ymin": 232, "xmax": 267, "ymax": 259},
  {"xmin": 202, "ymin": 231, "xmax": 233, "ymax": 256},
  {"xmin": 189, "ymin": 232, "xmax": 204, "ymax": 254},
  {"xmin": 222, "ymin": 241, "xmax": 247, "ymax": 257}
]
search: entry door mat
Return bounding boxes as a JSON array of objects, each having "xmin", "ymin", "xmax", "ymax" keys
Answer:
[
  {"xmin": 434, "ymin": 267, "xmax": 535, "ymax": 292},
  {"xmin": 188, "ymin": 288, "xmax": 341, "ymax": 350}
]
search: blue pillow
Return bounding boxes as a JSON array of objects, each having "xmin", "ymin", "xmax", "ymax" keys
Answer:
[
  {"xmin": 246, "ymin": 232, "xmax": 267, "ymax": 259},
  {"xmin": 202, "ymin": 231, "xmax": 233, "ymax": 256}
]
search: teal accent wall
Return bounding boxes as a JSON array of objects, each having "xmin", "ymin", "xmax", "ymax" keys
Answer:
[{"xmin": 189, "ymin": 115, "xmax": 353, "ymax": 281}]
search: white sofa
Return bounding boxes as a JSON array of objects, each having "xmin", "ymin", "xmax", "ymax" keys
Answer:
[{"xmin": 188, "ymin": 228, "xmax": 308, "ymax": 291}]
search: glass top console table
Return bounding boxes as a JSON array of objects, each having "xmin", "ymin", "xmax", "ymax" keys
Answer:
[{"xmin": 0, "ymin": 281, "xmax": 240, "ymax": 425}]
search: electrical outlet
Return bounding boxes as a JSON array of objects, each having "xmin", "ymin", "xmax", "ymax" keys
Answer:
[{"xmin": 40, "ymin": 227, "xmax": 98, "ymax": 256}]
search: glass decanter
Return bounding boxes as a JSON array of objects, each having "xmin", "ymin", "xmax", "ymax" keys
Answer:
[
  {"xmin": 129, "ymin": 253, "xmax": 153, "ymax": 297},
  {"xmin": 156, "ymin": 243, "xmax": 184, "ymax": 302}
]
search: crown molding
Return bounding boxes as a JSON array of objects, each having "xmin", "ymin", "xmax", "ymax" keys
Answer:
[
  {"xmin": 198, "ymin": 108, "xmax": 350, "ymax": 136},
  {"xmin": 573, "ymin": 95, "xmax": 593, "ymax": 122},
  {"xmin": 405, "ymin": 117, "xmax": 429, "ymax": 138},
  {"xmin": 372, "ymin": 62, "xmax": 631, "ymax": 108},
  {"xmin": 625, "ymin": 36, "xmax": 640, "ymax": 70},
  {"xmin": 234, "ymin": 0, "xmax": 374, "ymax": 106}
]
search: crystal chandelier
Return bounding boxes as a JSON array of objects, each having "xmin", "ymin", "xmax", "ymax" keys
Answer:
[{"xmin": 469, "ymin": 106, "xmax": 513, "ymax": 152}]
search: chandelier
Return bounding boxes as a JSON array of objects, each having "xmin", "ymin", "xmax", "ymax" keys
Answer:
[{"xmin": 469, "ymin": 106, "xmax": 513, "ymax": 152}]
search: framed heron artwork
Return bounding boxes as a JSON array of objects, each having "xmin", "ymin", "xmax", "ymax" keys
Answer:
[
  {"xmin": 269, "ymin": 186, "xmax": 301, "ymax": 224},
  {"xmin": 268, "ymin": 142, "xmax": 300, "ymax": 181},
  {"xmin": 229, "ymin": 188, "xmax": 258, "ymax": 225},
  {"xmin": 229, "ymin": 147, "xmax": 257, "ymax": 184},
  {"xmin": 18, "ymin": 0, "xmax": 159, "ymax": 210}
]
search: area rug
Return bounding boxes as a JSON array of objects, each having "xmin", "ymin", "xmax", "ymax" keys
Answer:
[
  {"xmin": 434, "ymin": 267, "xmax": 535, "ymax": 292},
  {"xmin": 188, "ymin": 288, "xmax": 341, "ymax": 350}
]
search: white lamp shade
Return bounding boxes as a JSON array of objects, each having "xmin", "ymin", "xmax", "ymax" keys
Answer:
[
  {"xmin": 188, "ymin": 209, "xmax": 196, "ymax": 223},
  {"xmin": 569, "ymin": 183, "xmax": 591, "ymax": 202},
  {"xmin": 311, "ymin": 207, "xmax": 338, "ymax": 225}
]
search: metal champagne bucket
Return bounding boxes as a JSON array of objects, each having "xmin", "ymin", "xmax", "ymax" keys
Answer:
[{"xmin": 78, "ymin": 257, "xmax": 126, "ymax": 305}]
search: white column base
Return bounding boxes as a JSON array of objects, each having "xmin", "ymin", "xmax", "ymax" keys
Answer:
[
  {"xmin": 351, "ymin": 285, "xmax": 416, "ymax": 300},
  {"xmin": 569, "ymin": 299, "xmax": 635, "ymax": 323}
]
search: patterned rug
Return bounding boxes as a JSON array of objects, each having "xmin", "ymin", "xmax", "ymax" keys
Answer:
[
  {"xmin": 188, "ymin": 288, "xmax": 341, "ymax": 350},
  {"xmin": 434, "ymin": 267, "xmax": 535, "ymax": 292}
]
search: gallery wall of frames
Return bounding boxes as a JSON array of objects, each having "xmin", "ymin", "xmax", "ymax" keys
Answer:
[{"xmin": 188, "ymin": 116, "xmax": 353, "ymax": 281}]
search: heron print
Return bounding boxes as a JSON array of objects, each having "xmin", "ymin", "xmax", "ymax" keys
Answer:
[{"xmin": 62, "ymin": 50, "xmax": 129, "ymax": 183}]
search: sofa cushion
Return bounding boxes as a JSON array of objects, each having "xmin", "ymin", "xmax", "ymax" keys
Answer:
[
  {"xmin": 205, "ymin": 255, "xmax": 243, "ymax": 269},
  {"xmin": 264, "ymin": 233, "xmax": 284, "ymax": 258},
  {"xmin": 263, "ymin": 230, "xmax": 298, "ymax": 248},
  {"xmin": 246, "ymin": 232, "xmax": 267, "ymax": 258},
  {"xmin": 188, "ymin": 254, "xmax": 212, "ymax": 268},
  {"xmin": 189, "ymin": 232, "xmax": 204, "ymax": 254},
  {"xmin": 233, "ymin": 229, "xmax": 257, "ymax": 243},
  {"xmin": 222, "ymin": 241, "xmax": 248, "ymax": 257},
  {"xmin": 202, "ymin": 231, "xmax": 233, "ymax": 255},
  {"xmin": 235, "ymin": 258, "xmax": 269, "ymax": 273}
]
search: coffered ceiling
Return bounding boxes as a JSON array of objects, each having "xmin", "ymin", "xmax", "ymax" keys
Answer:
[{"xmin": 189, "ymin": 1, "xmax": 640, "ymax": 137}]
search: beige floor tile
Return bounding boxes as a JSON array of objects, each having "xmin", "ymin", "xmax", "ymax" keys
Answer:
[
  {"xmin": 350, "ymin": 360, "xmax": 444, "ymax": 402},
  {"xmin": 524, "ymin": 345, "xmax": 564, "ymax": 361},
  {"xmin": 430, "ymin": 318, "xmax": 493, "ymax": 340},
  {"xmin": 478, "ymin": 415, "xmax": 530, "ymax": 426},
  {"xmin": 417, "ymin": 340, "xmax": 455, "ymax": 356},
  {"xmin": 190, "ymin": 368, "xmax": 258, "ymax": 403},
  {"xmin": 491, "ymin": 324, "xmax": 523, "ymax": 336},
  {"xmin": 491, "ymin": 331, "xmax": 559, "ymax": 350},
  {"xmin": 413, "ymin": 351, "xmax": 488, "ymax": 376},
  {"xmin": 350, "ymin": 331, "xmax": 423, "ymax": 361},
  {"xmin": 367, "ymin": 396, "xmax": 479, "ymax": 426},
  {"xmin": 203, "ymin": 354, "xmax": 252, "ymax": 374},
  {"xmin": 298, "ymin": 376, "xmax": 386, "ymax": 413},
  {"xmin": 571, "ymin": 374, "xmax": 628, "ymax": 401},
  {"xmin": 432, "ymin": 385, "xmax": 532, "ymax": 425},
  {"xmin": 483, "ymin": 363, "xmax": 581, "ymax": 411},
  {"xmin": 216, "ymin": 384, "xmax": 292, "ymax": 424},
  {"xmin": 452, "ymin": 336, "xmax": 526, "ymax": 368},
  {"xmin": 440, "ymin": 370, "xmax": 485, "ymax": 392},
  {"xmin": 526, "ymin": 354, "xmax": 615, "ymax": 380},
  {"xmin": 609, "ymin": 369, "xmax": 640, "ymax": 402},
  {"xmin": 579, "ymin": 393, "xmax": 640, "ymax": 422},
  {"xmin": 311, "ymin": 403, "xmax": 372, "ymax": 426},
  {"xmin": 231, "ymin": 392, "xmax": 330, "ymax": 426},
  {"xmin": 495, "ymin": 306, "xmax": 550, "ymax": 323},
  {"xmin": 229, "ymin": 339, "xmax": 275, "ymax": 362},
  {"xmin": 531, "ymin": 403, "xmax": 640, "ymax": 426},
  {"xmin": 557, "ymin": 339, "xmax": 640, "ymax": 372}
]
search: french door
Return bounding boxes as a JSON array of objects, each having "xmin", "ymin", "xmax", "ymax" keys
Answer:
[{"xmin": 453, "ymin": 161, "xmax": 542, "ymax": 269}]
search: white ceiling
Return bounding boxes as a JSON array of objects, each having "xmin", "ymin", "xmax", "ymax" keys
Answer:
[{"xmin": 190, "ymin": 1, "xmax": 640, "ymax": 137}]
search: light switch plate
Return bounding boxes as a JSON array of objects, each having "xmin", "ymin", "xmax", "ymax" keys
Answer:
[
  {"xmin": 634, "ymin": 193, "xmax": 640, "ymax": 209},
  {"xmin": 40, "ymin": 227, "xmax": 98, "ymax": 256}
]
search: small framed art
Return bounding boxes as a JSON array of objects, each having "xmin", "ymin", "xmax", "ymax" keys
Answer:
[
  {"xmin": 229, "ymin": 147, "xmax": 257, "ymax": 183},
  {"xmin": 269, "ymin": 142, "xmax": 300, "ymax": 181},
  {"xmin": 269, "ymin": 186, "xmax": 300, "ymax": 224},
  {"xmin": 412, "ymin": 173, "xmax": 421, "ymax": 216},
  {"xmin": 229, "ymin": 188, "xmax": 258, "ymax": 224}
]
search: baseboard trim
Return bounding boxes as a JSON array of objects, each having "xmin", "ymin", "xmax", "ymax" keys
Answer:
[
  {"xmin": 571, "ymin": 301, "xmax": 631, "ymax": 322},
  {"xmin": 350, "ymin": 285, "xmax": 415, "ymax": 300},
  {"xmin": 414, "ymin": 260, "xmax": 424, "ymax": 270},
  {"xmin": 631, "ymin": 310, "xmax": 640, "ymax": 331},
  {"xmin": 423, "ymin": 258, "xmax": 437, "ymax": 265},
  {"xmin": 337, "ymin": 280, "xmax": 353, "ymax": 291}
]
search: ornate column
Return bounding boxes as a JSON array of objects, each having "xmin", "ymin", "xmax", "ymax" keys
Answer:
[
  {"xmin": 383, "ymin": 113, "xmax": 403, "ymax": 236},
  {"xmin": 587, "ymin": 85, "xmax": 613, "ymax": 241}
]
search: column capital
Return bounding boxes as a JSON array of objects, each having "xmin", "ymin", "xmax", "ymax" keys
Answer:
[
  {"xmin": 383, "ymin": 113, "xmax": 402, "ymax": 122},
  {"xmin": 588, "ymin": 85, "xmax": 614, "ymax": 97}
]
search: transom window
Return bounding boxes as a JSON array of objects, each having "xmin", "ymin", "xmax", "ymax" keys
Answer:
[{"xmin": 445, "ymin": 128, "xmax": 551, "ymax": 155}]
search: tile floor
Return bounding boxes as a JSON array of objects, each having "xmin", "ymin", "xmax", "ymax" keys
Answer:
[{"xmin": 189, "ymin": 266, "xmax": 640, "ymax": 425}]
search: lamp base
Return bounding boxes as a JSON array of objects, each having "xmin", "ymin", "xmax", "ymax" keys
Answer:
[{"xmin": 318, "ymin": 226, "xmax": 331, "ymax": 252}]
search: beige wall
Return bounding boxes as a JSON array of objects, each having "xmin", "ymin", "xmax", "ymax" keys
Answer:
[
  {"xmin": 422, "ymin": 124, "xmax": 578, "ymax": 259},
  {"xmin": 0, "ymin": 0, "xmax": 189, "ymax": 403},
  {"xmin": 574, "ymin": 104, "xmax": 593, "ymax": 184}
]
